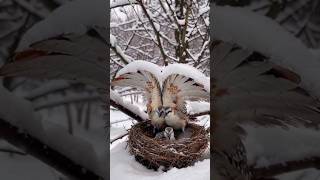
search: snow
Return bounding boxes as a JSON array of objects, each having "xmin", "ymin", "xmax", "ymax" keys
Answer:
[
  {"xmin": 214, "ymin": 6, "xmax": 320, "ymax": 98},
  {"xmin": 18, "ymin": 0, "xmax": 106, "ymax": 50},
  {"xmin": 116, "ymin": 61, "xmax": 210, "ymax": 91},
  {"xmin": 110, "ymin": 141, "xmax": 210, "ymax": 180},
  {"xmin": 110, "ymin": 34, "xmax": 117, "ymax": 47}
]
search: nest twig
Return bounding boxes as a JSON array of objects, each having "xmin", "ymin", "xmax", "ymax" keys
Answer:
[{"xmin": 128, "ymin": 121, "xmax": 209, "ymax": 170}]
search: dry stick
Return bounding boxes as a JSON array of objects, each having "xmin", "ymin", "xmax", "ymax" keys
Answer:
[
  {"xmin": 137, "ymin": 0, "xmax": 168, "ymax": 65},
  {"xmin": 251, "ymin": 156, "xmax": 320, "ymax": 178},
  {"xmin": 110, "ymin": 132, "xmax": 129, "ymax": 144},
  {"xmin": 0, "ymin": 118, "xmax": 102, "ymax": 180}
]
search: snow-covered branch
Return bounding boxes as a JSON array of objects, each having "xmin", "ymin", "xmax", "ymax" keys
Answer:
[
  {"xmin": 110, "ymin": 90, "xmax": 147, "ymax": 122},
  {"xmin": 111, "ymin": 0, "xmax": 137, "ymax": 9}
]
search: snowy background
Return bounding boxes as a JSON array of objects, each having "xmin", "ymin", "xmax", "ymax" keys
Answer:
[
  {"xmin": 110, "ymin": 0, "xmax": 211, "ymax": 179},
  {"xmin": 0, "ymin": 0, "xmax": 319, "ymax": 180}
]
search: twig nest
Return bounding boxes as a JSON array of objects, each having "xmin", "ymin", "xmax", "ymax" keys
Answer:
[{"xmin": 128, "ymin": 121, "xmax": 209, "ymax": 170}]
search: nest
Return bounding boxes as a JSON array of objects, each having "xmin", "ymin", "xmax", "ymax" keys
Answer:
[{"xmin": 128, "ymin": 121, "xmax": 209, "ymax": 170}]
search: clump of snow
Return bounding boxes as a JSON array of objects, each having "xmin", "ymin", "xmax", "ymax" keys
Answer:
[
  {"xmin": 187, "ymin": 101, "xmax": 209, "ymax": 114},
  {"xmin": 116, "ymin": 61, "xmax": 210, "ymax": 91},
  {"xmin": 214, "ymin": 6, "xmax": 320, "ymax": 98},
  {"xmin": 110, "ymin": 34, "xmax": 117, "ymax": 47}
]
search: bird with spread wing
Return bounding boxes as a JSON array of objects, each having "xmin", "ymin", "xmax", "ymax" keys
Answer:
[
  {"xmin": 111, "ymin": 69, "xmax": 209, "ymax": 133},
  {"xmin": 212, "ymin": 40, "xmax": 320, "ymax": 180}
]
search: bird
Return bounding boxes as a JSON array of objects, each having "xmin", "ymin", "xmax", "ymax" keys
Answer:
[
  {"xmin": 111, "ymin": 70, "xmax": 209, "ymax": 132},
  {"xmin": 212, "ymin": 40, "xmax": 320, "ymax": 180},
  {"xmin": 164, "ymin": 127, "xmax": 175, "ymax": 140},
  {"xmin": 161, "ymin": 74, "xmax": 209, "ymax": 131},
  {"xmin": 112, "ymin": 70, "xmax": 165, "ymax": 132}
]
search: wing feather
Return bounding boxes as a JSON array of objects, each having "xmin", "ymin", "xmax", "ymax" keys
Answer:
[
  {"xmin": 214, "ymin": 41, "xmax": 320, "ymax": 129},
  {"xmin": 162, "ymin": 74, "xmax": 209, "ymax": 113},
  {"xmin": 111, "ymin": 70, "xmax": 162, "ymax": 113}
]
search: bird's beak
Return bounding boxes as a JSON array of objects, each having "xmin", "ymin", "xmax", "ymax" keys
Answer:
[
  {"xmin": 165, "ymin": 127, "xmax": 173, "ymax": 133},
  {"xmin": 156, "ymin": 108, "xmax": 163, "ymax": 117}
]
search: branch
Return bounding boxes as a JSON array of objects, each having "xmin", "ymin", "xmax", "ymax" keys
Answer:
[
  {"xmin": 34, "ymin": 94, "xmax": 101, "ymax": 110},
  {"xmin": 111, "ymin": 0, "xmax": 137, "ymax": 9},
  {"xmin": 0, "ymin": 118, "xmax": 103, "ymax": 180},
  {"xmin": 13, "ymin": 0, "xmax": 48, "ymax": 19},
  {"xmin": 189, "ymin": 110, "xmax": 210, "ymax": 118},
  {"xmin": 110, "ymin": 132, "xmax": 129, "ymax": 144},
  {"xmin": 251, "ymin": 156, "xmax": 320, "ymax": 178},
  {"xmin": 110, "ymin": 99, "xmax": 145, "ymax": 122},
  {"xmin": 137, "ymin": 0, "xmax": 168, "ymax": 65},
  {"xmin": 0, "ymin": 148, "xmax": 27, "ymax": 155}
]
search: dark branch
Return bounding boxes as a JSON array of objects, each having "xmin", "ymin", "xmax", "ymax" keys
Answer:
[
  {"xmin": 110, "ymin": 132, "xmax": 129, "ymax": 144},
  {"xmin": 251, "ymin": 156, "xmax": 320, "ymax": 178},
  {"xmin": 0, "ymin": 118, "xmax": 103, "ymax": 180}
]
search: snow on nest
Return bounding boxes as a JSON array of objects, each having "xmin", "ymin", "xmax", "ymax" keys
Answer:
[
  {"xmin": 17, "ymin": 0, "xmax": 106, "ymax": 50},
  {"xmin": 214, "ymin": 6, "xmax": 320, "ymax": 98},
  {"xmin": 116, "ymin": 61, "xmax": 210, "ymax": 92},
  {"xmin": 110, "ymin": 140, "xmax": 210, "ymax": 180}
]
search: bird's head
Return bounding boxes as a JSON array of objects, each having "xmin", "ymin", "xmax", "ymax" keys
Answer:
[
  {"xmin": 165, "ymin": 127, "xmax": 173, "ymax": 134},
  {"xmin": 155, "ymin": 107, "xmax": 165, "ymax": 118},
  {"xmin": 163, "ymin": 107, "xmax": 172, "ymax": 116}
]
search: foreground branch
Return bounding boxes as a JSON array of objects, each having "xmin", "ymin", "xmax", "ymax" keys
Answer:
[
  {"xmin": 189, "ymin": 111, "xmax": 210, "ymax": 118},
  {"xmin": 0, "ymin": 118, "xmax": 103, "ymax": 180},
  {"xmin": 251, "ymin": 156, "xmax": 320, "ymax": 178}
]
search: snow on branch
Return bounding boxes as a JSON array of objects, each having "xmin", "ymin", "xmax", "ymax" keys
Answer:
[
  {"xmin": 110, "ymin": 34, "xmax": 133, "ymax": 64},
  {"xmin": 110, "ymin": 89, "xmax": 148, "ymax": 122},
  {"xmin": 111, "ymin": 0, "xmax": 137, "ymax": 9},
  {"xmin": 34, "ymin": 94, "xmax": 101, "ymax": 110}
]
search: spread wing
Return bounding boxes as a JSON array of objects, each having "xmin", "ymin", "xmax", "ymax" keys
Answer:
[
  {"xmin": 213, "ymin": 40, "xmax": 320, "ymax": 129},
  {"xmin": 162, "ymin": 74, "xmax": 209, "ymax": 113},
  {"xmin": 111, "ymin": 70, "xmax": 162, "ymax": 113},
  {"xmin": 0, "ymin": 27, "xmax": 107, "ymax": 88}
]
